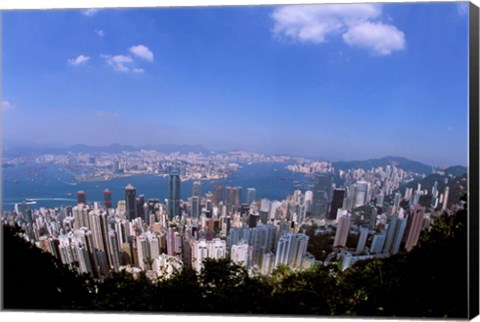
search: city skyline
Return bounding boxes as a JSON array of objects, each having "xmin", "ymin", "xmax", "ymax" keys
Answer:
[{"xmin": 1, "ymin": 2, "xmax": 470, "ymax": 167}]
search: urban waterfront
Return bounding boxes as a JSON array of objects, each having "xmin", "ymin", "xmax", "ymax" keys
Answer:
[
  {"xmin": 2, "ymin": 162, "xmax": 312, "ymax": 210},
  {"xmin": 1, "ymin": 1, "xmax": 473, "ymax": 317}
]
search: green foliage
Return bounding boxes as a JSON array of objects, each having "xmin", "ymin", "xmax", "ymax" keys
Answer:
[
  {"xmin": 398, "ymin": 172, "xmax": 467, "ymax": 207},
  {"xmin": 301, "ymin": 224, "xmax": 334, "ymax": 260},
  {"xmin": 3, "ymin": 204, "xmax": 468, "ymax": 317},
  {"xmin": 2, "ymin": 224, "xmax": 95, "ymax": 310}
]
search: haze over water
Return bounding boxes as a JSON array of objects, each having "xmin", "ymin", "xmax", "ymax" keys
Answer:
[{"xmin": 2, "ymin": 162, "xmax": 310, "ymax": 210}]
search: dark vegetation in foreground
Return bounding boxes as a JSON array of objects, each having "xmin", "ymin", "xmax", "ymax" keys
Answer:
[{"xmin": 2, "ymin": 196, "xmax": 468, "ymax": 318}]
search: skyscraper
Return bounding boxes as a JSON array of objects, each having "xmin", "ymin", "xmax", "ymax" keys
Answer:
[
  {"xmin": 442, "ymin": 186, "xmax": 450, "ymax": 210},
  {"xmin": 370, "ymin": 230, "xmax": 386, "ymax": 254},
  {"xmin": 405, "ymin": 205, "xmax": 425, "ymax": 252},
  {"xmin": 247, "ymin": 188, "xmax": 257, "ymax": 205},
  {"xmin": 214, "ymin": 184, "xmax": 223, "ymax": 205},
  {"xmin": 384, "ymin": 215, "xmax": 406, "ymax": 254},
  {"xmin": 191, "ymin": 238, "xmax": 226, "ymax": 273},
  {"xmin": 169, "ymin": 170, "xmax": 181, "ymax": 220},
  {"xmin": 312, "ymin": 174, "xmax": 333, "ymax": 218},
  {"xmin": 391, "ymin": 217, "xmax": 407, "ymax": 255},
  {"xmin": 234, "ymin": 186, "xmax": 242, "ymax": 209},
  {"xmin": 329, "ymin": 188, "xmax": 345, "ymax": 220},
  {"xmin": 230, "ymin": 242, "xmax": 250, "ymax": 268},
  {"xmin": 125, "ymin": 184, "xmax": 137, "ymax": 221},
  {"xmin": 191, "ymin": 196, "xmax": 200, "ymax": 218},
  {"xmin": 226, "ymin": 186, "xmax": 242, "ymax": 214},
  {"xmin": 353, "ymin": 181, "xmax": 369, "ymax": 208},
  {"xmin": 333, "ymin": 213, "xmax": 351, "ymax": 247},
  {"xmin": 274, "ymin": 233, "xmax": 309, "ymax": 269},
  {"xmin": 383, "ymin": 215, "xmax": 398, "ymax": 253},
  {"xmin": 103, "ymin": 189, "xmax": 112, "ymax": 209},
  {"xmin": 192, "ymin": 181, "xmax": 201, "ymax": 198},
  {"xmin": 355, "ymin": 227, "xmax": 369, "ymax": 254}
]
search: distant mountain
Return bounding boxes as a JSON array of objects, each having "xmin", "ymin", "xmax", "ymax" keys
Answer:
[
  {"xmin": 443, "ymin": 165, "xmax": 468, "ymax": 177},
  {"xmin": 2, "ymin": 143, "xmax": 211, "ymax": 157},
  {"xmin": 333, "ymin": 156, "xmax": 435, "ymax": 174}
]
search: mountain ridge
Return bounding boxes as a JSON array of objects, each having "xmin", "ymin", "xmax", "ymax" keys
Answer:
[{"xmin": 332, "ymin": 156, "xmax": 436, "ymax": 174}]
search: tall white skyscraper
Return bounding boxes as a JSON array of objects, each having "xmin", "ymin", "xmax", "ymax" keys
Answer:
[
  {"xmin": 442, "ymin": 187, "xmax": 450, "ymax": 210},
  {"xmin": 353, "ymin": 181, "xmax": 369, "ymax": 208},
  {"xmin": 383, "ymin": 216, "xmax": 407, "ymax": 254},
  {"xmin": 274, "ymin": 233, "xmax": 309, "ymax": 269},
  {"xmin": 191, "ymin": 239, "xmax": 208, "ymax": 273},
  {"xmin": 370, "ymin": 230, "xmax": 386, "ymax": 254},
  {"xmin": 334, "ymin": 213, "xmax": 351, "ymax": 247},
  {"xmin": 191, "ymin": 238, "xmax": 227, "ymax": 273},
  {"xmin": 230, "ymin": 242, "xmax": 250, "ymax": 268},
  {"xmin": 355, "ymin": 227, "xmax": 369, "ymax": 254}
]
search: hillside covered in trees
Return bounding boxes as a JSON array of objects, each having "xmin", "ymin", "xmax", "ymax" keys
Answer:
[{"xmin": 2, "ymin": 197, "xmax": 468, "ymax": 318}]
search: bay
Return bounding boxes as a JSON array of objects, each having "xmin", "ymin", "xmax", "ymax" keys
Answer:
[{"xmin": 2, "ymin": 162, "xmax": 313, "ymax": 210}]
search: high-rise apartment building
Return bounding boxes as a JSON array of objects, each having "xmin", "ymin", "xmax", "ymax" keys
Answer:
[
  {"xmin": 231, "ymin": 242, "xmax": 250, "ymax": 268},
  {"xmin": 383, "ymin": 215, "xmax": 407, "ymax": 254},
  {"xmin": 353, "ymin": 181, "xmax": 369, "ymax": 208},
  {"xmin": 355, "ymin": 227, "xmax": 369, "ymax": 254},
  {"xmin": 191, "ymin": 238, "xmax": 226, "ymax": 273},
  {"xmin": 274, "ymin": 233, "xmax": 309, "ymax": 269},
  {"xmin": 370, "ymin": 230, "xmax": 386, "ymax": 254},
  {"xmin": 333, "ymin": 213, "xmax": 351, "ymax": 247},
  {"xmin": 405, "ymin": 205, "xmax": 426, "ymax": 252},
  {"xmin": 442, "ymin": 186, "xmax": 450, "ymax": 210}
]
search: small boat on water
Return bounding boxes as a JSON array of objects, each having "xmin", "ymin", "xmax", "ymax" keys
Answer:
[{"xmin": 25, "ymin": 198, "xmax": 37, "ymax": 205}]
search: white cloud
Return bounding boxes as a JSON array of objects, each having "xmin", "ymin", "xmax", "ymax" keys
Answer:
[
  {"xmin": 95, "ymin": 29, "xmax": 105, "ymax": 37},
  {"xmin": 271, "ymin": 4, "xmax": 405, "ymax": 56},
  {"xmin": 102, "ymin": 54, "xmax": 134, "ymax": 72},
  {"xmin": 82, "ymin": 9, "xmax": 98, "ymax": 17},
  {"xmin": 102, "ymin": 45, "xmax": 154, "ymax": 73},
  {"xmin": 129, "ymin": 45, "xmax": 154, "ymax": 62},
  {"xmin": 343, "ymin": 22, "xmax": 405, "ymax": 55},
  {"xmin": 272, "ymin": 4, "xmax": 380, "ymax": 43},
  {"xmin": 1, "ymin": 101, "xmax": 15, "ymax": 110},
  {"xmin": 68, "ymin": 55, "xmax": 90, "ymax": 66}
]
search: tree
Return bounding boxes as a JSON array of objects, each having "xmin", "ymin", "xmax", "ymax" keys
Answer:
[{"xmin": 2, "ymin": 224, "xmax": 95, "ymax": 310}]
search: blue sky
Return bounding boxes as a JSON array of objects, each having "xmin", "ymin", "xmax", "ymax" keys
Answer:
[{"xmin": 1, "ymin": 2, "xmax": 469, "ymax": 166}]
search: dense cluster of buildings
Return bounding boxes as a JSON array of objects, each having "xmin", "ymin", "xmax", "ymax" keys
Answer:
[
  {"xmin": 2, "ymin": 163, "xmax": 456, "ymax": 279},
  {"xmin": 4, "ymin": 149, "xmax": 294, "ymax": 183}
]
